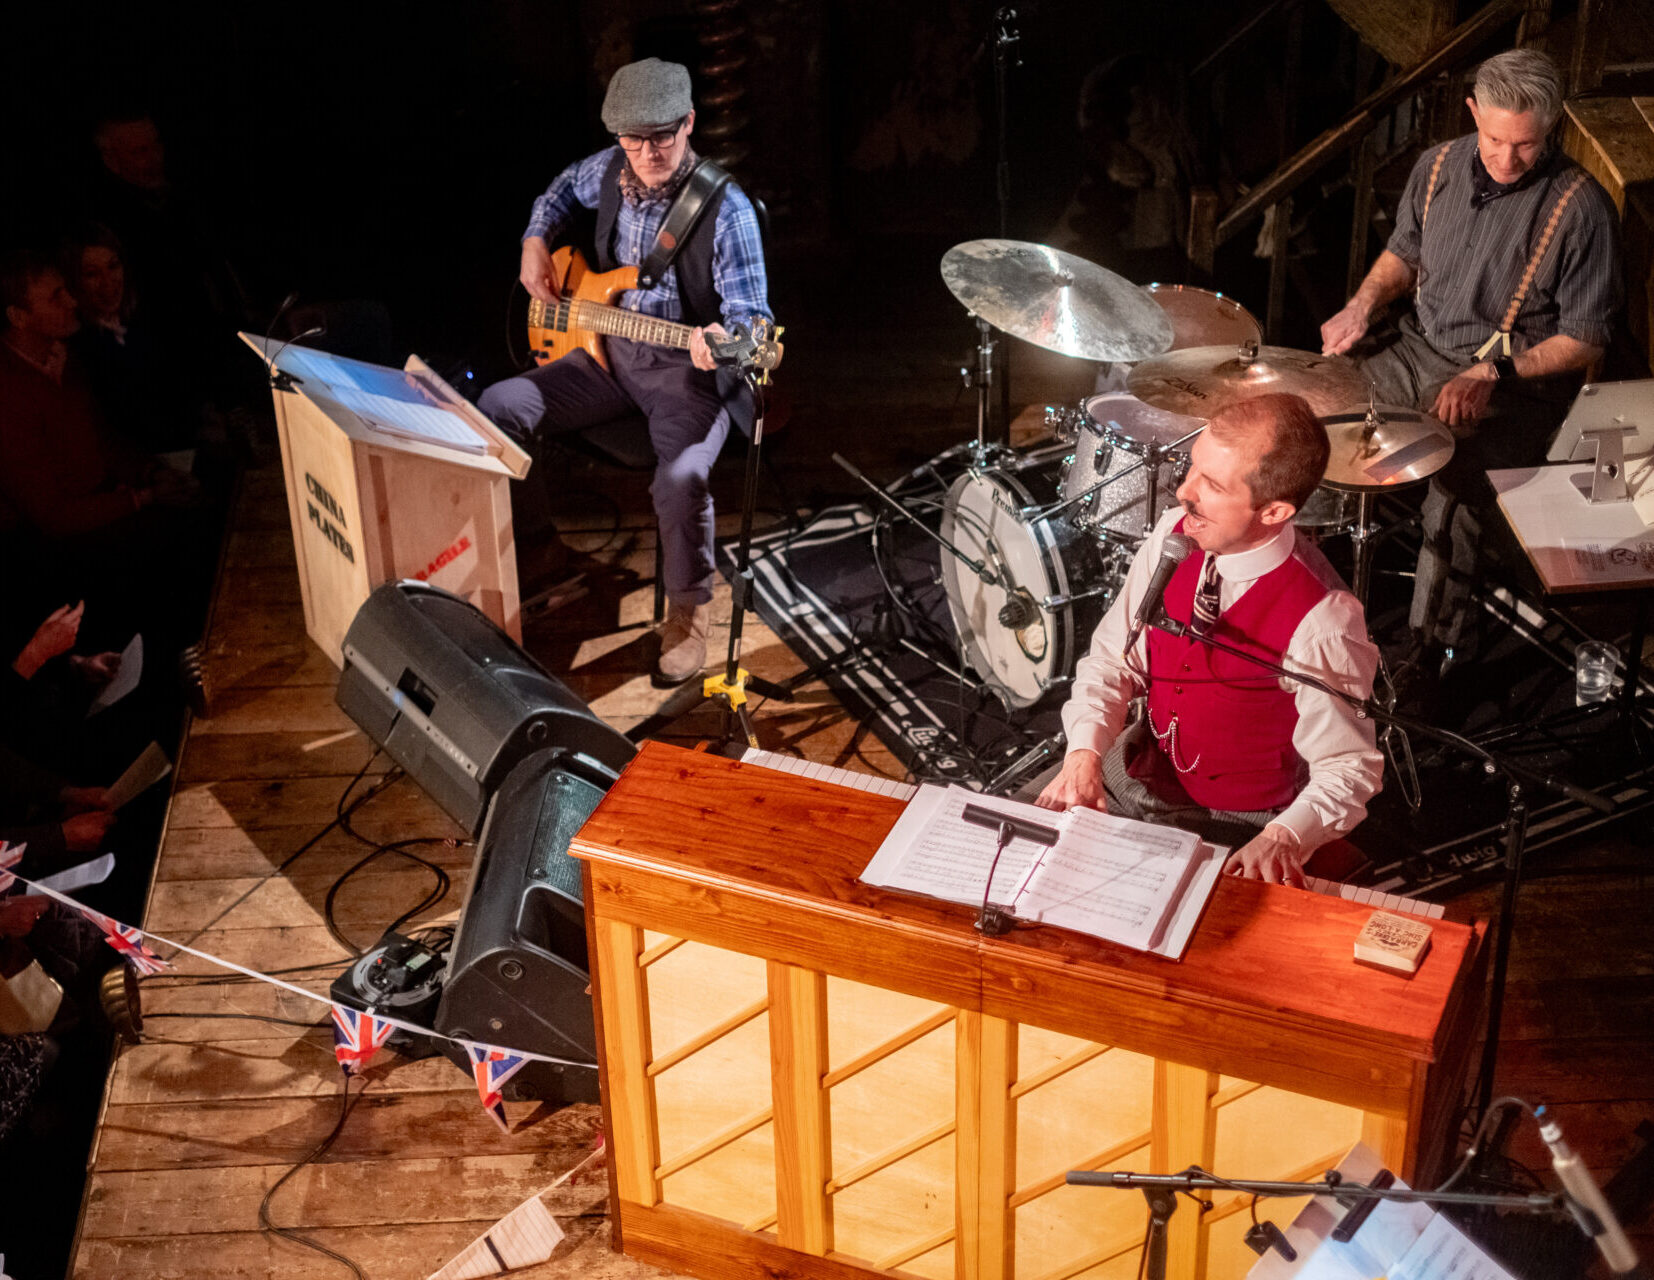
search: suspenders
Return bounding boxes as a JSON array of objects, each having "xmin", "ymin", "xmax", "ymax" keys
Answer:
[{"xmin": 1417, "ymin": 139, "xmax": 1588, "ymax": 359}]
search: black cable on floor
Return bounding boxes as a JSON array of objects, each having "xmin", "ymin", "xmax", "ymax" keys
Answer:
[
  {"xmin": 322, "ymin": 836, "xmax": 457, "ymax": 958},
  {"xmin": 144, "ymin": 1012, "xmax": 324, "ymax": 1030},
  {"xmin": 175, "ymin": 747, "xmax": 390, "ymax": 948},
  {"xmin": 259, "ymin": 1071, "xmax": 364, "ymax": 1279}
]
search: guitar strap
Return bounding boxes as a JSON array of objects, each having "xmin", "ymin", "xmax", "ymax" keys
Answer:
[{"xmin": 637, "ymin": 159, "xmax": 731, "ymax": 290}]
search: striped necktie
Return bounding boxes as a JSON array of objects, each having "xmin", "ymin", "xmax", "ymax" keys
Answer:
[{"xmin": 1192, "ymin": 555, "xmax": 1221, "ymax": 631}]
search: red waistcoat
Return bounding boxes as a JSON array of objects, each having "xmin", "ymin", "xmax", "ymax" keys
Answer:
[{"xmin": 1130, "ymin": 525, "xmax": 1329, "ymax": 812}]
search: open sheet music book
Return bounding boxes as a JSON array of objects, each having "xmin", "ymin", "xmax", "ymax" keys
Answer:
[
  {"xmin": 248, "ymin": 337, "xmax": 490, "ymax": 454},
  {"xmin": 860, "ymin": 785, "xmax": 1225, "ymax": 959},
  {"xmin": 1247, "ymin": 1143, "xmax": 1520, "ymax": 1280}
]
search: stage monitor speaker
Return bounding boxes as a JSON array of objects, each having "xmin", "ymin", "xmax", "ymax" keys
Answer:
[
  {"xmin": 336, "ymin": 580, "xmax": 628, "ymax": 834},
  {"xmin": 435, "ymin": 742, "xmax": 633, "ymax": 1102}
]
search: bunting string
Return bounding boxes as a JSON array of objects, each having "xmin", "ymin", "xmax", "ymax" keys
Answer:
[{"xmin": 6, "ymin": 869, "xmax": 590, "ymax": 1079}]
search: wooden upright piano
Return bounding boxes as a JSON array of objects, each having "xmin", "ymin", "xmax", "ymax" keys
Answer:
[{"xmin": 571, "ymin": 742, "xmax": 1486, "ymax": 1280}]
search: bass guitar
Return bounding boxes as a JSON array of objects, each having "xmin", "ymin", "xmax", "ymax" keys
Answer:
[{"xmin": 526, "ymin": 246, "xmax": 782, "ymax": 379}]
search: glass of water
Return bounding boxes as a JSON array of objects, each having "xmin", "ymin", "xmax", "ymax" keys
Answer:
[{"xmin": 1575, "ymin": 640, "xmax": 1619, "ymax": 705}]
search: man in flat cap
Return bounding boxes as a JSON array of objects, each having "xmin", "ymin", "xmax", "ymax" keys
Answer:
[{"xmin": 481, "ymin": 57, "xmax": 771, "ymax": 685}]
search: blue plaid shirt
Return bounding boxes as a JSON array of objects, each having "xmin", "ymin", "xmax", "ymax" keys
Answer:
[{"xmin": 524, "ymin": 146, "xmax": 771, "ymax": 332}]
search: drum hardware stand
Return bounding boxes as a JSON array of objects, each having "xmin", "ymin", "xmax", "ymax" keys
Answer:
[
  {"xmin": 834, "ymin": 451, "xmax": 1007, "ymax": 590},
  {"xmin": 628, "ymin": 354, "xmax": 794, "ymax": 749},
  {"xmin": 1148, "ymin": 608, "xmax": 1618, "ymax": 1149},
  {"xmin": 982, "ymin": 730, "xmax": 1066, "ymax": 796}
]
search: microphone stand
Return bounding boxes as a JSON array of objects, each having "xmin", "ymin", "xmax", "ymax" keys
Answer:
[
  {"xmin": 1064, "ymin": 1165, "xmax": 1577, "ymax": 1280},
  {"xmin": 990, "ymin": 6, "xmax": 1020, "ymax": 444},
  {"xmin": 627, "ymin": 354, "xmax": 795, "ymax": 749},
  {"xmin": 1147, "ymin": 609, "xmax": 1617, "ymax": 1155}
]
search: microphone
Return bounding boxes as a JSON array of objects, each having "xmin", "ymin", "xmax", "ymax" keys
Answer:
[
  {"xmin": 1538, "ymin": 1108, "xmax": 1640, "ymax": 1273},
  {"xmin": 1122, "ymin": 533, "xmax": 1193, "ymax": 658},
  {"xmin": 268, "ymin": 324, "xmax": 326, "ymax": 393}
]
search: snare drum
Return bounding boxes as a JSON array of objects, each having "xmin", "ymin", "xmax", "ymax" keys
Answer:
[
  {"xmin": 1293, "ymin": 485, "xmax": 1360, "ymax": 537},
  {"xmin": 1061, "ymin": 392, "xmax": 1200, "ymax": 540},
  {"xmin": 939, "ymin": 461, "xmax": 1119, "ymax": 709}
]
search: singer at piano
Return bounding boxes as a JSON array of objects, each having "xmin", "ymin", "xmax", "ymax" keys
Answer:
[
  {"xmin": 1035, "ymin": 393, "xmax": 1383, "ymax": 887},
  {"xmin": 476, "ymin": 57, "xmax": 772, "ymax": 686}
]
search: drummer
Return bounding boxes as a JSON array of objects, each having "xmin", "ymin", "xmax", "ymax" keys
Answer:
[
  {"xmin": 1035, "ymin": 392, "xmax": 1383, "ymax": 886},
  {"xmin": 1322, "ymin": 49, "xmax": 1622, "ymax": 679}
]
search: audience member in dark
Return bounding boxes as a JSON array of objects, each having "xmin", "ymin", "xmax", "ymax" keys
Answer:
[
  {"xmin": 3, "ymin": 602, "xmax": 125, "ymax": 776},
  {"xmin": 0, "ymin": 737, "xmax": 115, "ymax": 877},
  {"xmin": 61, "ymin": 223, "xmax": 190, "ymax": 454},
  {"xmin": 86, "ymin": 108, "xmax": 249, "ymax": 407},
  {"xmin": 0, "ymin": 250, "xmax": 199, "ymax": 634}
]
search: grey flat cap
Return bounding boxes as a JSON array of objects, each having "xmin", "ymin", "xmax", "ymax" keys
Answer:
[{"xmin": 602, "ymin": 59, "xmax": 693, "ymax": 133}]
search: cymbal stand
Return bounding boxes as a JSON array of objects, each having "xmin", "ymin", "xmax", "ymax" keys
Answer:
[{"xmin": 964, "ymin": 316, "xmax": 1010, "ymax": 466}]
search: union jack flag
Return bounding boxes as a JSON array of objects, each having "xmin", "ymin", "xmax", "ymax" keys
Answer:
[
  {"xmin": 331, "ymin": 1005, "xmax": 395, "ymax": 1075},
  {"xmin": 464, "ymin": 1042, "xmax": 528, "ymax": 1132},
  {"xmin": 89, "ymin": 913, "xmax": 171, "ymax": 975},
  {"xmin": 0, "ymin": 841, "xmax": 22, "ymax": 893}
]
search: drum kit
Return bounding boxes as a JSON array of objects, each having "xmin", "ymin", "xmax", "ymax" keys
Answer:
[{"xmin": 841, "ymin": 238, "xmax": 1460, "ymax": 713}]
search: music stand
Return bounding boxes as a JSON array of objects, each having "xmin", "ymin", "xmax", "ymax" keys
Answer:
[{"xmin": 1546, "ymin": 379, "xmax": 1654, "ymax": 505}]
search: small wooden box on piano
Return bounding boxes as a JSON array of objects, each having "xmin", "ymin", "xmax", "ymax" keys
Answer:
[{"xmin": 570, "ymin": 743, "xmax": 1487, "ymax": 1280}]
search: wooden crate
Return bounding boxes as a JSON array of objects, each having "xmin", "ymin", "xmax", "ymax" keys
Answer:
[
  {"xmin": 247, "ymin": 336, "xmax": 532, "ymax": 665},
  {"xmin": 572, "ymin": 744, "xmax": 1487, "ymax": 1280}
]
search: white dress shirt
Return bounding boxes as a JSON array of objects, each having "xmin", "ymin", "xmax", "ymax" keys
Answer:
[{"xmin": 1061, "ymin": 508, "xmax": 1384, "ymax": 852}]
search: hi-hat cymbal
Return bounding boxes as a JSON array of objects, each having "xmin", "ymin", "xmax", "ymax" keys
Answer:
[
  {"xmin": 941, "ymin": 239, "xmax": 1174, "ymax": 362},
  {"xmin": 1318, "ymin": 404, "xmax": 1456, "ymax": 491},
  {"xmin": 1128, "ymin": 344, "xmax": 1368, "ymax": 418}
]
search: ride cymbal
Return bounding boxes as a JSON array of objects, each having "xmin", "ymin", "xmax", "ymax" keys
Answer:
[{"xmin": 941, "ymin": 239, "xmax": 1174, "ymax": 362}]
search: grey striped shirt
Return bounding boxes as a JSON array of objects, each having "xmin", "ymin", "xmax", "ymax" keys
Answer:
[{"xmin": 1386, "ymin": 134, "xmax": 1622, "ymax": 355}]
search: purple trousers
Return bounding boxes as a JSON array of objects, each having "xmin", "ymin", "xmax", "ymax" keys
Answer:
[{"xmin": 479, "ymin": 341, "xmax": 732, "ymax": 604}]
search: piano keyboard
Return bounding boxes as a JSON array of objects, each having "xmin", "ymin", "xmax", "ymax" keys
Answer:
[
  {"xmin": 737, "ymin": 748, "xmax": 918, "ymax": 801},
  {"xmin": 736, "ymin": 750, "xmax": 1443, "ymax": 919},
  {"xmin": 1303, "ymin": 876, "xmax": 1444, "ymax": 919}
]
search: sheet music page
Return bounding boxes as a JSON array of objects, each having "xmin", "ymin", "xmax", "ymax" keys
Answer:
[
  {"xmin": 1389, "ymin": 1213, "xmax": 1519, "ymax": 1280},
  {"xmin": 1014, "ymin": 807, "xmax": 1206, "ymax": 951},
  {"xmin": 86, "ymin": 632, "xmax": 142, "ymax": 717},
  {"xmin": 859, "ymin": 784, "xmax": 1054, "ymax": 907},
  {"xmin": 326, "ymin": 385, "xmax": 487, "ymax": 453}
]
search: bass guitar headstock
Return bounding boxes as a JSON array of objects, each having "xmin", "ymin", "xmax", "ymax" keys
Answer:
[{"xmin": 709, "ymin": 317, "xmax": 785, "ymax": 385}]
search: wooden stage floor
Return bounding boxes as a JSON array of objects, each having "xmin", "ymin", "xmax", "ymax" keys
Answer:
[{"xmin": 67, "ymin": 395, "xmax": 1653, "ymax": 1276}]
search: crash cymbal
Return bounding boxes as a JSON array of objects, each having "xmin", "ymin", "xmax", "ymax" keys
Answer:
[
  {"xmin": 941, "ymin": 239, "xmax": 1174, "ymax": 362},
  {"xmin": 1318, "ymin": 404, "xmax": 1456, "ymax": 490},
  {"xmin": 1145, "ymin": 283, "xmax": 1263, "ymax": 351},
  {"xmin": 1127, "ymin": 343, "xmax": 1368, "ymax": 418}
]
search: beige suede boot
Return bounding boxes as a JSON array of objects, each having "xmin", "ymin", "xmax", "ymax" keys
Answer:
[{"xmin": 655, "ymin": 600, "xmax": 712, "ymax": 685}]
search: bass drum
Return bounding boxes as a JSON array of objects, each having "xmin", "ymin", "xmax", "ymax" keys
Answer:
[
  {"xmin": 938, "ymin": 461, "xmax": 1119, "ymax": 709},
  {"xmin": 1061, "ymin": 392, "xmax": 1198, "ymax": 541}
]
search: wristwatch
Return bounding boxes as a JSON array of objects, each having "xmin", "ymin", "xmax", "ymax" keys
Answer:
[{"xmin": 1489, "ymin": 355, "xmax": 1518, "ymax": 380}]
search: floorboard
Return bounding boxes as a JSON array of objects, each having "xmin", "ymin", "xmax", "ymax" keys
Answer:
[{"xmin": 67, "ymin": 367, "xmax": 1653, "ymax": 1279}]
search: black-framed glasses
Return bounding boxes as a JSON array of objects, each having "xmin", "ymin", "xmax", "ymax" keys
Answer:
[{"xmin": 615, "ymin": 117, "xmax": 687, "ymax": 152}]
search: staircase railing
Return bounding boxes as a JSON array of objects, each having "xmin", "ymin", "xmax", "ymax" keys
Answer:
[{"xmin": 1186, "ymin": 0, "xmax": 1528, "ymax": 336}]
